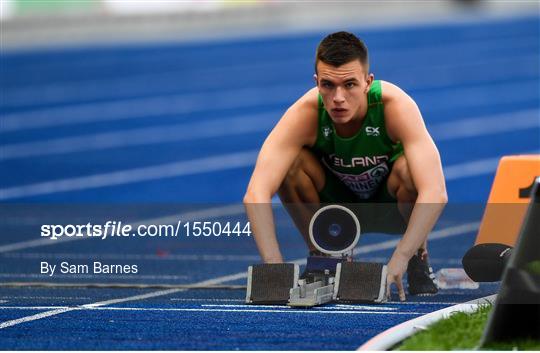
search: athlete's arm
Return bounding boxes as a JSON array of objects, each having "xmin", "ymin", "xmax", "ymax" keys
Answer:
[
  {"xmin": 382, "ymin": 81, "xmax": 448, "ymax": 298},
  {"xmin": 243, "ymin": 88, "xmax": 319, "ymax": 263}
]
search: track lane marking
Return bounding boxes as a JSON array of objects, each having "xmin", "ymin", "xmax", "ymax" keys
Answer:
[
  {"xmin": 2, "ymin": 252, "xmax": 261, "ymax": 261},
  {"xmin": 0, "ymin": 112, "xmax": 278, "ymax": 161},
  {"xmin": 0, "ymin": 252, "xmax": 461, "ymax": 264},
  {"xmin": 3, "ymin": 51, "xmax": 535, "ymax": 108},
  {"xmin": 170, "ymin": 298, "xmax": 244, "ymax": 302},
  {"xmin": 0, "ymin": 308, "xmax": 74, "ymax": 329},
  {"xmin": 0, "ymin": 150, "xmax": 258, "ymax": 201},
  {"xmin": 2, "ymin": 150, "xmax": 538, "ymax": 201},
  {"xmin": 1, "ymin": 77, "xmax": 537, "ymax": 133},
  {"xmin": 0, "ymin": 306, "xmax": 69, "ymax": 310},
  {"xmin": 0, "ymin": 306, "xmax": 424, "ymax": 315},
  {"xmin": 200, "ymin": 304, "xmax": 397, "ymax": 311},
  {"xmin": 2, "ymin": 108, "xmax": 537, "ymax": 160},
  {"xmin": 0, "ymin": 274, "xmax": 189, "ymax": 280},
  {"xmin": 0, "ymin": 84, "xmax": 299, "ymax": 133},
  {"xmin": 168, "ymin": 298, "xmax": 462, "ymax": 305},
  {"xmin": 0, "ymin": 222, "xmax": 476, "ymax": 329},
  {"xmin": 0, "ymin": 271, "xmax": 245, "ymax": 329},
  {"xmin": 0, "ymin": 296, "xmax": 90, "ymax": 300}
]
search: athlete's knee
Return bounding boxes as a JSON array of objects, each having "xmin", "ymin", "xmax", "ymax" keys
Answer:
[
  {"xmin": 278, "ymin": 149, "xmax": 325, "ymax": 196},
  {"xmin": 388, "ymin": 155, "xmax": 417, "ymax": 201},
  {"xmin": 279, "ymin": 154, "xmax": 304, "ymax": 193}
]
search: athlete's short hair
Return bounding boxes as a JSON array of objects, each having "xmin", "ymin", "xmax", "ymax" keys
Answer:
[{"xmin": 315, "ymin": 31, "xmax": 369, "ymax": 73}]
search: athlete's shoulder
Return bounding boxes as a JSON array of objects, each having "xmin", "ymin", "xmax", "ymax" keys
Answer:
[
  {"xmin": 274, "ymin": 86, "xmax": 319, "ymax": 147},
  {"xmin": 294, "ymin": 86, "xmax": 319, "ymax": 112},
  {"xmin": 380, "ymin": 80, "xmax": 425, "ymax": 143},
  {"xmin": 283, "ymin": 86, "xmax": 319, "ymax": 120},
  {"xmin": 380, "ymin": 80, "xmax": 416, "ymax": 105}
]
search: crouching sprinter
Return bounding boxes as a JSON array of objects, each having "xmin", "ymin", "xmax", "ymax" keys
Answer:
[{"xmin": 243, "ymin": 32, "xmax": 447, "ymax": 301}]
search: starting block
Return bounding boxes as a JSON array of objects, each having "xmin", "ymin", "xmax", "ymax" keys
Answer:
[
  {"xmin": 247, "ymin": 204, "xmax": 387, "ymax": 307},
  {"xmin": 246, "ymin": 256, "xmax": 387, "ymax": 307},
  {"xmin": 246, "ymin": 263, "xmax": 299, "ymax": 304},
  {"xmin": 334, "ymin": 262, "xmax": 387, "ymax": 303}
]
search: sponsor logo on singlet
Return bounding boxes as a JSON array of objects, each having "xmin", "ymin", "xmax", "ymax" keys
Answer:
[
  {"xmin": 328, "ymin": 154, "xmax": 389, "ymax": 168},
  {"xmin": 322, "ymin": 126, "xmax": 332, "ymax": 139},
  {"xmin": 323, "ymin": 157, "xmax": 390, "ymax": 199},
  {"xmin": 365, "ymin": 126, "xmax": 380, "ymax": 136}
]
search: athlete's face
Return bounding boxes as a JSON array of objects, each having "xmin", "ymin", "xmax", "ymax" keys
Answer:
[{"xmin": 315, "ymin": 60, "xmax": 374, "ymax": 125}]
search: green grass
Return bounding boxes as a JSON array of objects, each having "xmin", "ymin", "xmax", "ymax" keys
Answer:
[{"xmin": 396, "ymin": 305, "xmax": 540, "ymax": 350}]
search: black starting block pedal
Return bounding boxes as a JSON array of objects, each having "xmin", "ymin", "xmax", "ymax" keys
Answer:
[
  {"xmin": 334, "ymin": 262, "xmax": 387, "ymax": 303},
  {"xmin": 246, "ymin": 263, "xmax": 299, "ymax": 304}
]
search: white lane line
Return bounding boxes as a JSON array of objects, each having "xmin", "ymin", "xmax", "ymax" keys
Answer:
[
  {"xmin": 0, "ymin": 112, "xmax": 278, "ymax": 161},
  {"xmin": 350, "ymin": 222, "xmax": 479, "ymax": 257},
  {"xmin": 445, "ymin": 157, "xmax": 503, "ymax": 180},
  {"xmin": 2, "ymin": 39, "xmax": 536, "ymax": 110},
  {"xmin": 302, "ymin": 256, "xmax": 462, "ymax": 265},
  {"xmin": 432, "ymin": 109, "xmax": 539, "ymax": 141},
  {"xmin": 0, "ymin": 222, "xmax": 473, "ymax": 329},
  {"xmin": 2, "ymin": 58, "xmax": 307, "ymax": 107},
  {"xmin": 200, "ymin": 304, "xmax": 397, "ymax": 311},
  {"xmin": 2, "ymin": 76, "xmax": 537, "ymax": 133},
  {"xmin": 71, "ymin": 308, "xmax": 425, "ymax": 316},
  {"xmin": 2, "ymin": 252, "xmax": 261, "ymax": 262},
  {"xmin": 4, "ymin": 52, "xmax": 535, "ymax": 108},
  {"xmin": 0, "ymin": 237, "xmax": 78, "ymax": 254},
  {"xmin": 387, "ymin": 301, "xmax": 464, "ymax": 305},
  {"xmin": 0, "ymin": 308, "xmax": 74, "ymax": 329},
  {"xmin": 386, "ymin": 55, "xmax": 538, "ymax": 92},
  {"xmin": 0, "ymin": 306, "xmax": 423, "ymax": 315},
  {"xmin": 78, "ymin": 288, "xmax": 184, "ymax": 309},
  {"xmin": 0, "ymin": 297, "xmax": 90, "ymax": 300},
  {"xmin": 0, "ymin": 274, "xmax": 188, "ymax": 280},
  {"xmin": 0, "ymin": 84, "xmax": 300, "ymax": 133},
  {"xmin": 170, "ymin": 298, "xmax": 244, "ymax": 302},
  {"xmin": 0, "ymin": 306, "xmax": 69, "ymax": 310},
  {"xmin": 0, "ymin": 149, "xmax": 258, "ymax": 201},
  {"xmin": 2, "ymin": 108, "xmax": 537, "ymax": 161},
  {"xmin": 0, "ymin": 270, "xmax": 246, "ymax": 329},
  {"xmin": 0, "ymin": 237, "xmax": 81, "ymax": 254},
  {"xmin": 0, "ymin": 203, "xmax": 248, "ymax": 254},
  {"xmin": 2, "ymin": 149, "xmax": 537, "ymax": 201},
  {"xmin": 445, "ymin": 149, "xmax": 539, "ymax": 181}
]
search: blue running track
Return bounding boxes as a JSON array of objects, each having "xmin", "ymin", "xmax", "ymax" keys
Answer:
[{"xmin": 0, "ymin": 14, "xmax": 538, "ymax": 350}]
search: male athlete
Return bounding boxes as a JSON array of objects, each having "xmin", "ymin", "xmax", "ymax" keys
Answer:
[{"xmin": 244, "ymin": 32, "xmax": 447, "ymax": 301}]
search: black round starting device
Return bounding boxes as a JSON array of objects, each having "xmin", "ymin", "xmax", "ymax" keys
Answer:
[{"xmin": 309, "ymin": 205, "xmax": 361, "ymax": 256}]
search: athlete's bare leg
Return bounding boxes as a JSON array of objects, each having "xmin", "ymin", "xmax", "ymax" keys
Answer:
[
  {"xmin": 277, "ymin": 148, "xmax": 325, "ymax": 252},
  {"xmin": 386, "ymin": 155, "xmax": 427, "ymax": 253},
  {"xmin": 279, "ymin": 151, "xmax": 428, "ymax": 254}
]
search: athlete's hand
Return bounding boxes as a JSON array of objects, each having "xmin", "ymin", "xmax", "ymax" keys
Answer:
[{"xmin": 386, "ymin": 250, "xmax": 409, "ymax": 301}]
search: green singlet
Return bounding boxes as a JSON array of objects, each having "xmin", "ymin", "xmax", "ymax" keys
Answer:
[{"xmin": 311, "ymin": 80, "xmax": 404, "ymax": 204}]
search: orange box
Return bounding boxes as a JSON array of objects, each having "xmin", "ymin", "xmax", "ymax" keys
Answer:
[{"xmin": 475, "ymin": 155, "xmax": 540, "ymax": 246}]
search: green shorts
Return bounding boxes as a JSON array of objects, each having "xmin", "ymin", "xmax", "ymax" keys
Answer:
[{"xmin": 317, "ymin": 160, "xmax": 408, "ymax": 234}]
